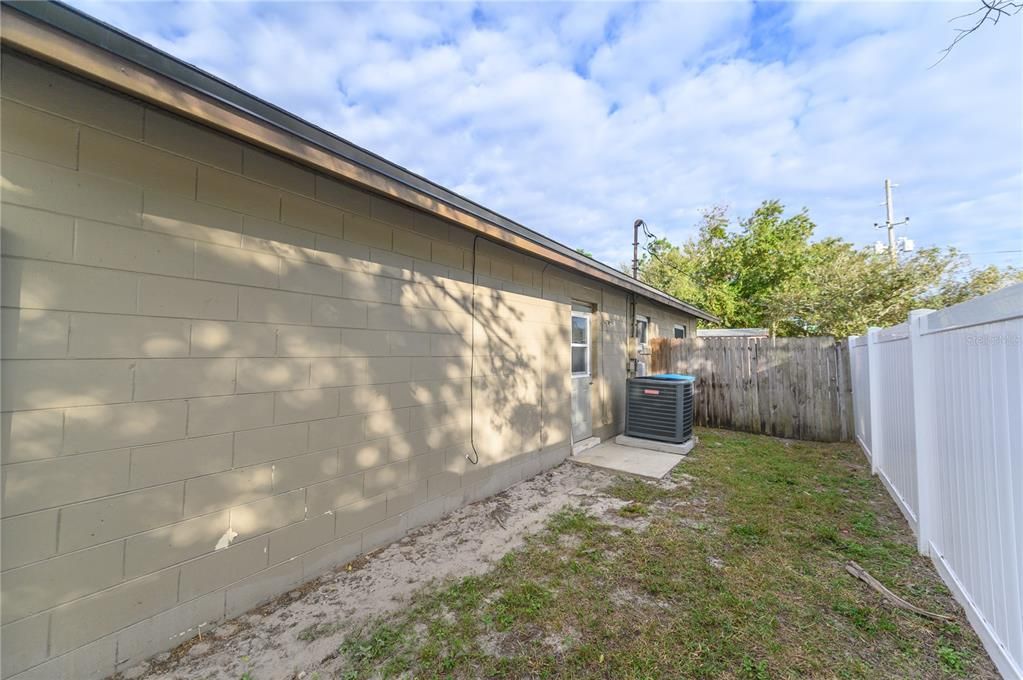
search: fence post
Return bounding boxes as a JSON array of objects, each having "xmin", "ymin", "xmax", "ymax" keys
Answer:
[
  {"xmin": 847, "ymin": 336, "xmax": 859, "ymax": 446},
  {"xmin": 865, "ymin": 326, "xmax": 884, "ymax": 475},
  {"xmin": 909, "ymin": 309, "xmax": 936, "ymax": 556}
]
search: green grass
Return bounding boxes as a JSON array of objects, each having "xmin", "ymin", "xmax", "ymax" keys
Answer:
[
  {"xmin": 938, "ymin": 643, "xmax": 968, "ymax": 675},
  {"xmin": 606, "ymin": 477, "xmax": 670, "ymax": 504},
  {"xmin": 321, "ymin": 428, "xmax": 997, "ymax": 679}
]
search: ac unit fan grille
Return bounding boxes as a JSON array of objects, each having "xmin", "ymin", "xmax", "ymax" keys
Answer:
[{"xmin": 625, "ymin": 378, "xmax": 694, "ymax": 443}]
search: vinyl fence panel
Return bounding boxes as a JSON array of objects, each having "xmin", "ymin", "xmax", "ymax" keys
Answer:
[
  {"xmin": 873, "ymin": 323, "xmax": 919, "ymax": 530},
  {"xmin": 848, "ymin": 334, "xmax": 872, "ymax": 459},
  {"xmin": 850, "ymin": 284, "xmax": 1023, "ymax": 679}
]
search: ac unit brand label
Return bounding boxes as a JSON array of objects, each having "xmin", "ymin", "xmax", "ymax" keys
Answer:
[{"xmin": 643, "ymin": 389, "xmax": 660, "ymax": 395}]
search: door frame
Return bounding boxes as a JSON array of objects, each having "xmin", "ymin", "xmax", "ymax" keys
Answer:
[
  {"xmin": 571, "ymin": 308, "xmax": 592, "ymax": 378},
  {"xmin": 570, "ymin": 303, "xmax": 595, "ymax": 444}
]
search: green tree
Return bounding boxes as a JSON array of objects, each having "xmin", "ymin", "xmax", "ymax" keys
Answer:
[
  {"xmin": 637, "ymin": 202, "xmax": 1020, "ymax": 337},
  {"xmin": 920, "ymin": 259, "xmax": 1023, "ymax": 308},
  {"xmin": 776, "ymin": 245, "xmax": 1022, "ymax": 336},
  {"xmin": 638, "ymin": 201, "xmax": 817, "ymax": 335},
  {"xmin": 771, "ymin": 243, "xmax": 948, "ymax": 336}
]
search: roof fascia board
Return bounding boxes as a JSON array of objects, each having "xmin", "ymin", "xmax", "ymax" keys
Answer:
[{"xmin": 0, "ymin": 1, "xmax": 719, "ymax": 322}]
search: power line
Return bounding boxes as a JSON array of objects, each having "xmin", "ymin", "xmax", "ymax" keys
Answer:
[
  {"xmin": 646, "ymin": 244, "xmax": 692, "ymax": 279},
  {"xmin": 631, "ymin": 221, "xmax": 697, "ymax": 285}
]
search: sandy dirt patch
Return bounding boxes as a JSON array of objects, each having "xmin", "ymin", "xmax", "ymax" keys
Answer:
[{"xmin": 119, "ymin": 462, "xmax": 629, "ymax": 680}]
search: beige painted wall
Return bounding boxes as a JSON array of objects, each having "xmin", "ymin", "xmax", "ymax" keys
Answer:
[
  {"xmin": 637, "ymin": 300, "xmax": 698, "ymax": 341},
  {"xmin": 635, "ymin": 299, "xmax": 697, "ymax": 373},
  {"xmin": 0, "ymin": 51, "xmax": 696, "ymax": 679}
]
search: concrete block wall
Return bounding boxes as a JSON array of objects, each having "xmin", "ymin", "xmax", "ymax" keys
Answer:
[
  {"xmin": 636, "ymin": 300, "xmax": 698, "ymax": 343},
  {"xmin": 635, "ymin": 299, "xmax": 698, "ymax": 372},
  {"xmin": 0, "ymin": 51, "xmax": 693, "ymax": 680}
]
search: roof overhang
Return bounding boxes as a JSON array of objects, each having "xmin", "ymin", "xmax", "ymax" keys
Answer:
[{"xmin": 0, "ymin": 0, "xmax": 719, "ymax": 323}]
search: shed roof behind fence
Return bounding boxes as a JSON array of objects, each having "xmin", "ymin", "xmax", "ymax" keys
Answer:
[{"xmin": 696, "ymin": 328, "xmax": 769, "ymax": 338}]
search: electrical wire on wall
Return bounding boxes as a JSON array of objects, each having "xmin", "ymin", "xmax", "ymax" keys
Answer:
[
  {"xmin": 466, "ymin": 241, "xmax": 560, "ymax": 464},
  {"xmin": 465, "ymin": 234, "xmax": 482, "ymax": 465},
  {"xmin": 538, "ymin": 260, "xmax": 553, "ymax": 452},
  {"xmin": 598, "ymin": 288, "xmax": 607, "ymax": 428}
]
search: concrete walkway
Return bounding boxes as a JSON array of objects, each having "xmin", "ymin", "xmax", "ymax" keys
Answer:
[{"xmin": 569, "ymin": 440, "xmax": 686, "ymax": 480}]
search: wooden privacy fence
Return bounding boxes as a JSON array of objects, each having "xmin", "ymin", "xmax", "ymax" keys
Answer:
[{"xmin": 650, "ymin": 335, "xmax": 853, "ymax": 442}]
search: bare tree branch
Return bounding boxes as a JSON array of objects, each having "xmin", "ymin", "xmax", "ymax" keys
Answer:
[{"xmin": 932, "ymin": 0, "xmax": 1022, "ymax": 67}]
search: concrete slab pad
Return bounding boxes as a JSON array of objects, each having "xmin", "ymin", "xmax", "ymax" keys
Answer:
[
  {"xmin": 570, "ymin": 441, "xmax": 684, "ymax": 480},
  {"xmin": 614, "ymin": 434, "xmax": 697, "ymax": 456}
]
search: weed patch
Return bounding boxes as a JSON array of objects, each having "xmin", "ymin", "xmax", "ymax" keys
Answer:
[
  {"xmin": 606, "ymin": 477, "xmax": 669, "ymax": 503},
  {"xmin": 490, "ymin": 583, "xmax": 552, "ymax": 629},
  {"xmin": 938, "ymin": 641, "xmax": 968, "ymax": 675},
  {"xmin": 729, "ymin": 522, "xmax": 768, "ymax": 545}
]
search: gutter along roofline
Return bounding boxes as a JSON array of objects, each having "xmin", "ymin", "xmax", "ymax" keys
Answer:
[{"xmin": 0, "ymin": 0, "xmax": 719, "ymax": 323}]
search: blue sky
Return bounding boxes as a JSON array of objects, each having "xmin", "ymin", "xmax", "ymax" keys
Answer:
[{"xmin": 69, "ymin": 1, "xmax": 1022, "ymax": 270}]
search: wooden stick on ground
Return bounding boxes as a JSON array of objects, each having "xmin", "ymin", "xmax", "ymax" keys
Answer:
[{"xmin": 845, "ymin": 560, "xmax": 955, "ymax": 622}]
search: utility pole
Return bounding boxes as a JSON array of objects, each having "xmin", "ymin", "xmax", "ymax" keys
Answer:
[
  {"xmin": 884, "ymin": 179, "xmax": 896, "ymax": 260},
  {"xmin": 632, "ymin": 219, "xmax": 645, "ymax": 279},
  {"xmin": 874, "ymin": 179, "xmax": 910, "ymax": 262}
]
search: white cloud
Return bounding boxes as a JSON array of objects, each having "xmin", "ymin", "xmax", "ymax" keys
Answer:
[
  {"xmin": 68, "ymin": 0, "xmax": 1022, "ymax": 269},
  {"xmin": 589, "ymin": 2, "xmax": 754, "ymax": 95}
]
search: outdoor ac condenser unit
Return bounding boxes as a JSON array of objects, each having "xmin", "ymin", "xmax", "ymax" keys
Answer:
[{"xmin": 625, "ymin": 374, "xmax": 695, "ymax": 443}]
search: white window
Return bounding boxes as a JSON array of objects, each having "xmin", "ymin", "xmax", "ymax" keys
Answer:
[
  {"xmin": 674, "ymin": 324, "xmax": 687, "ymax": 339},
  {"xmin": 571, "ymin": 310, "xmax": 590, "ymax": 376},
  {"xmin": 635, "ymin": 315, "xmax": 650, "ymax": 347}
]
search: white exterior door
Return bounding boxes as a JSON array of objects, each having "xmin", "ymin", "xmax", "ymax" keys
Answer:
[{"xmin": 570, "ymin": 306, "xmax": 592, "ymax": 442}]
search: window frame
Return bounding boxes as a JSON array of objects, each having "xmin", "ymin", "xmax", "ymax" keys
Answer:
[
  {"xmin": 673, "ymin": 324, "xmax": 687, "ymax": 339},
  {"xmin": 571, "ymin": 309, "xmax": 591, "ymax": 377},
  {"xmin": 635, "ymin": 314, "xmax": 650, "ymax": 347}
]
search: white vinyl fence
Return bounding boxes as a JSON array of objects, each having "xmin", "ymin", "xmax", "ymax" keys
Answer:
[
  {"xmin": 848, "ymin": 334, "xmax": 871, "ymax": 455},
  {"xmin": 848, "ymin": 283, "xmax": 1023, "ymax": 680}
]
